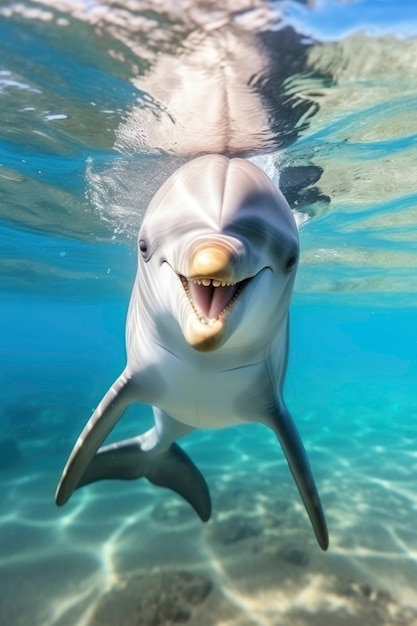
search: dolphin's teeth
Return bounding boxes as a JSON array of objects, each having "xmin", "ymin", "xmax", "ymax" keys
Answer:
[
  {"xmin": 189, "ymin": 278, "xmax": 237, "ymax": 288},
  {"xmin": 179, "ymin": 274, "xmax": 249, "ymax": 323}
]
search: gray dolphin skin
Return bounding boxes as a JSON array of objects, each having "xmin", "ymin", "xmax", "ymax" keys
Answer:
[{"xmin": 55, "ymin": 154, "xmax": 328, "ymax": 551}]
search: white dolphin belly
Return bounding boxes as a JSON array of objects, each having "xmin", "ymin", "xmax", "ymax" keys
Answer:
[{"xmin": 147, "ymin": 353, "xmax": 265, "ymax": 430}]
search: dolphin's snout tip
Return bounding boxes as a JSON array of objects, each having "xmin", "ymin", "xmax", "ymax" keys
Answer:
[{"xmin": 188, "ymin": 242, "xmax": 235, "ymax": 281}]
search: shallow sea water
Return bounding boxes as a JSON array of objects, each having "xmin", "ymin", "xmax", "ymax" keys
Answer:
[{"xmin": 1, "ymin": 1, "xmax": 417, "ymax": 625}]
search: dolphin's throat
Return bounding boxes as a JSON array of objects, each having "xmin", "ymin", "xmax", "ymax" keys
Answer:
[{"xmin": 181, "ymin": 276, "xmax": 244, "ymax": 322}]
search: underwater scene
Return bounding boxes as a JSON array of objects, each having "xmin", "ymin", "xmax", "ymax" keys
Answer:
[{"xmin": 1, "ymin": 0, "xmax": 417, "ymax": 624}]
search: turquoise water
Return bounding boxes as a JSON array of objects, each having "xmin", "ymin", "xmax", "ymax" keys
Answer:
[{"xmin": 1, "ymin": 1, "xmax": 417, "ymax": 625}]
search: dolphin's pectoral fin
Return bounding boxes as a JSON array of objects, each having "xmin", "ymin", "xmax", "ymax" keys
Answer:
[
  {"xmin": 55, "ymin": 371, "xmax": 134, "ymax": 507},
  {"xmin": 269, "ymin": 404, "xmax": 329, "ymax": 551},
  {"xmin": 76, "ymin": 439, "xmax": 212, "ymax": 522}
]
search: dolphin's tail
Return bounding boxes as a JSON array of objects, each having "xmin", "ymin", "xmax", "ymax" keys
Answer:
[{"xmin": 75, "ymin": 439, "xmax": 212, "ymax": 522}]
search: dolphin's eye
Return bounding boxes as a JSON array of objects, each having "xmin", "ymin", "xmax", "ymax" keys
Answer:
[
  {"xmin": 285, "ymin": 255, "xmax": 297, "ymax": 272},
  {"xmin": 139, "ymin": 239, "xmax": 148, "ymax": 258}
]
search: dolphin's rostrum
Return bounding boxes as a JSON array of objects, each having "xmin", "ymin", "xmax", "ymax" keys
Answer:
[{"xmin": 55, "ymin": 155, "xmax": 328, "ymax": 551}]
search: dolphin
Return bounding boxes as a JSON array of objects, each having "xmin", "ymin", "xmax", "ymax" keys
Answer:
[{"xmin": 55, "ymin": 154, "xmax": 328, "ymax": 551}]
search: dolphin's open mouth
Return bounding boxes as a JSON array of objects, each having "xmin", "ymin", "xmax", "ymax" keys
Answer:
[{"xmin": 180, "ymin": 276, "xmax": 248, "ymax": 324}]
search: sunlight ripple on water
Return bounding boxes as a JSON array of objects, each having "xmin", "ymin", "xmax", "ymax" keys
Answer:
[{"xmin": 1, "ymin": 0, "xmax": 416, "ymax": 299}]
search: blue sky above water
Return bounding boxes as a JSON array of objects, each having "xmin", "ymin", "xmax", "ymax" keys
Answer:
[{"xmin": 283, "ymin": 0, "xmax": 417, "ymax": 40}]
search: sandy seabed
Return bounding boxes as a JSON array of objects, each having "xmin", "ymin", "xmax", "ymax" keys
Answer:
[{"xmin": 1, "ymin": 408, "xmax": 417, "ymax": 626}]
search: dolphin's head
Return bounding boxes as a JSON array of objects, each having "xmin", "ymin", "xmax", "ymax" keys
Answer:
[{"xmin": 137, "ymin": 155, "xmax": 299, "ymax": 353}]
